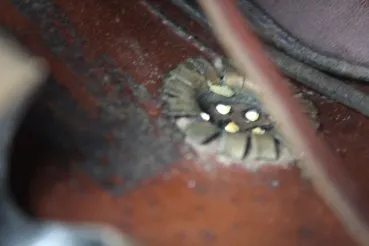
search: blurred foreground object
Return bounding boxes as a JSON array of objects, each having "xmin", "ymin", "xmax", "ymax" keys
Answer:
[
  {"xmin": 0, "ymin": 29, "xmax": 140, "ymax": 246},
  {"xmin": 171, "ymin": 0, "xmax": 369, "ymax": 118},
  {"xmin": 197, "ymin": 1, "xmax": 369, "ymax": 246}
]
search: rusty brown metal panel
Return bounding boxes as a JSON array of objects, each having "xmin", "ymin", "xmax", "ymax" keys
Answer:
[{"xmin": 1, "ymin": 0, "xmax": 369, "ymax": 245}]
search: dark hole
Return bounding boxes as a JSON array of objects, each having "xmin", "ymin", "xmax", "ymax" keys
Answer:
[{"xmin": 8, "ymin": 78, "xmax": 80, "ymax": 216}]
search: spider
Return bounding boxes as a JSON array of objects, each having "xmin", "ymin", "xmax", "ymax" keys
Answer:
[{"xmin": 162, "ymin": 57, "xmax": 319, "ymax": 168}]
